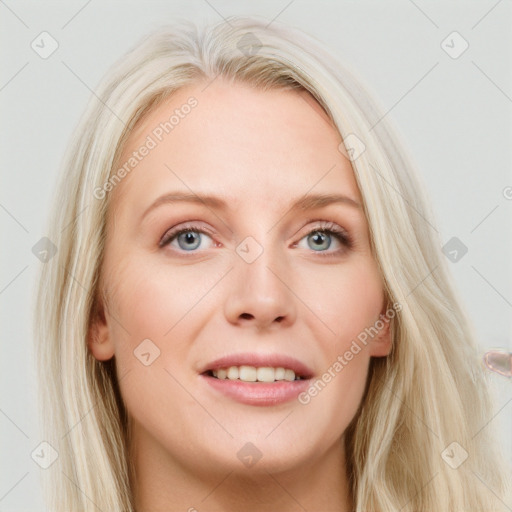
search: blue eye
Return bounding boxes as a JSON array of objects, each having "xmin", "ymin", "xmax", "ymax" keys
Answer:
[
  {"xmin": 176, "ymin": 231, "xmax": 202, "ymax": 251},
  {"xmin": 307, "ymin": 231, "xmax": 333, "ymax": 251},
  {"xmin": 297, "ymin": 230, "xmax": 346, "ymax": 254},
  {"xmin": 160, "ymin": 225, "xmax": 215, "ymax": 252},
  {"xmin": 296, "ymin": 221, "xmax": 352, "ymax": 256},
  {"xmin": 160, "ymin": 221, "xmax": 352, "ymax": 257}
]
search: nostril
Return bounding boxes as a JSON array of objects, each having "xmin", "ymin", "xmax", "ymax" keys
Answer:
[{"xmin": 240, "ymin": 313, "xmax": 253, "ymax": 320}]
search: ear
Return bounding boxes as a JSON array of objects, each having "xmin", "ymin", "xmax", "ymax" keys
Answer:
[
  {"xmin": 87, "ymin": 294, "xmax": 115, "ymax": 361},
  {"xmin": 368, "ymin": 305, "xmax": 393, "ymax": 357}
]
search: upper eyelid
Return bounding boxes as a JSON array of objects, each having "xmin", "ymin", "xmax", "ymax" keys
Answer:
[{"xmin": 159, "ymin": 222, "xmax": 214, "ymax": 247}]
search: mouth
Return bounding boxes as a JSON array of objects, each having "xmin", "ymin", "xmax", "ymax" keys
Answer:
[
  {"xmin": 199, "ymin": 353, "xmax": 313, "ymax": 406},
  {"xmin": 200, "ymin": 353, "xmax": 314, "ymax": 382},
  {"xmin": 203, "ymin": 365, "xmax": 308, "ymax": 382}
]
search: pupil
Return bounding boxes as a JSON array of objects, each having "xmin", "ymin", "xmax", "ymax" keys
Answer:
[
  {"xmin": 310, "ymin": 231, "xmax": 330, "ymax": 250},
  {"xmin": 179, "ymin": 231, "xmax": 200, "ymax": 250}
]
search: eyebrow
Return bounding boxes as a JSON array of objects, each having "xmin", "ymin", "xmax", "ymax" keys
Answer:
[{"xmin": 142, "ymin": 191, "xmax": 361, "ymax": 220}]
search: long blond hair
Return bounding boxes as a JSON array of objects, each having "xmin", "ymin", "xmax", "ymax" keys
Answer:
[{"xmin": 34, "ymin": 16, "xmax": 510, "ymax": 511}]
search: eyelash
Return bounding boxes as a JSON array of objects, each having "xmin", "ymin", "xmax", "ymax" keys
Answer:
[{"xmin": 159, "ymin": 220, "xmax": 353, "ymax": 257}]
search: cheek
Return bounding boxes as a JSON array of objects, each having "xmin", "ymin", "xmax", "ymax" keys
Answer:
[
  {"xmin": 294, "ymin": 266, "xmax": 379, "ymax": 438},
  {"xmin": 103, "ymin": 255, "xmax": 213, "ymax": 432},
  {"xmin": 296, "ymin": 349, "xmax": 370, "ymax": 450},
  {"xmin": 289, "ymin": 259, "xmax": 382, "ymax": 431},
  {"xmin": 104, "ymin": 254, "xmax": 224, "ymax": 368},
  {"xmin": 296, "ymin": 257, "xmax": 384, "ymax": 348}
]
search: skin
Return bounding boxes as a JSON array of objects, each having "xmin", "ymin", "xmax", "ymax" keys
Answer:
[{"xmin": 88, "ymin": 79, "xmax": 392, "ymax": 512}]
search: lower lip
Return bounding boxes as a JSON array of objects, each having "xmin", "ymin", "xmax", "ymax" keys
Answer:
[{"xmin": 200, "ymin": 374, "xmax": 311, "ymax": 406}]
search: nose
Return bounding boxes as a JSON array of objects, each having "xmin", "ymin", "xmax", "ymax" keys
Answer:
[{"xmin": 223, "ymin": 243, "xmax": 297, "ymax": 330}]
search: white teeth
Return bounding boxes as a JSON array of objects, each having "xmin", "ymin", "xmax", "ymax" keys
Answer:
[
  {"xmin": 210, "ymin": 365, "xmax": 300, "ymax": 382},
  {"xmin": 284, "ymin": 369, "xmax": 295, "ymax": 381},
  {"xmin": 226, "ymin": 366, "xmax": 239, "ymax": 380},
  {"xmin": 274, "ymin": 367, "xmax": 285, "ymax": 380},
  {"xmin": 239, "ymin": 366, "xmax": 257, "ymax": 382},
  {"xmin": 256, "ymin": 367, "xmax": 275, "ymax": 382}
]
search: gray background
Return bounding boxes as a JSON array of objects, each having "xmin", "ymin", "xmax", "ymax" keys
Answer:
[{"xmin": 1, "ymin": 1, "xmax": 511, "ymax": 509}]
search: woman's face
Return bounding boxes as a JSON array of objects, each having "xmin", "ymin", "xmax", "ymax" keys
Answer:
[{"xmin": 88, "ymin": 79, "xmax": 391, "ymax": 478}]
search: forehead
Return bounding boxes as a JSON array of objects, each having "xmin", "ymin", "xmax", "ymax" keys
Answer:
[{"xmin": 110, "ymin": 78, "xmax": 361, "ymax": 218}]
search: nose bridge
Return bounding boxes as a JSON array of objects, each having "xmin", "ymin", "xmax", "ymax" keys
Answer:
[{"xmin": 239, "ymin": 235, "xmax": 283, "ymax": 292}]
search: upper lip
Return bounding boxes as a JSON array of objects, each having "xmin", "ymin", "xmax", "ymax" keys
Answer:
[{"xmin": 200, "ymin": 353, "xmax": 314, "ymax": 379}]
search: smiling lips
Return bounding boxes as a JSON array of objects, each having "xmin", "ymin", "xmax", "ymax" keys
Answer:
[
  {"xmin": 200, "ymin": 353, "xmax": 314, "ymax": 406},
  {"xmin": 202, "ymin": 352, "xmax": 313, "ymax": 379}
]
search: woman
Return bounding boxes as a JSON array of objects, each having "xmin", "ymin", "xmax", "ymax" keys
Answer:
[{"xmin": 34, "ymin": 16, "xmax": 510, "ymax": 511}]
